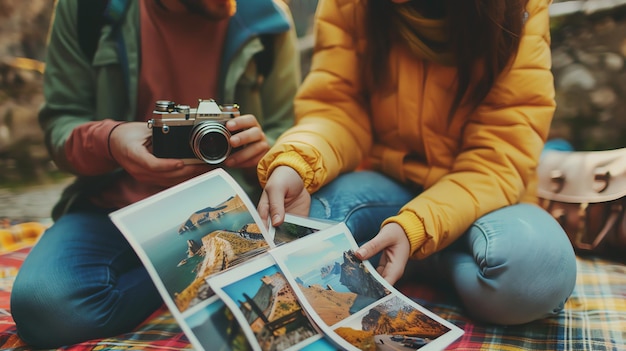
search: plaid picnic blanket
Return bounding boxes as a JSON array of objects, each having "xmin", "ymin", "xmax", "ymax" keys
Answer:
[
  {"xmin": 398, "ymin": 256, "xmax": 626, "ymax": 351},
  {"xmin": 0, "ymin": 223, "xmax": 624, "ymax": 350}
]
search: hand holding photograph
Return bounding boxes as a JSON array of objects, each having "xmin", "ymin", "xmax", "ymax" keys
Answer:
[
  {"xmin": 109, "ymin": 169, "xmax": 463, "ymax": 351},
  {"xmin": 268, "ymin": 222, "xmax": 463, "ymax": 351}
]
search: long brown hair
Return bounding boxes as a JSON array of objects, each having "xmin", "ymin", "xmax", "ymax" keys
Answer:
[{"xmin": 364, "ymin": 0, "xmax": 530, "ymax": 120}]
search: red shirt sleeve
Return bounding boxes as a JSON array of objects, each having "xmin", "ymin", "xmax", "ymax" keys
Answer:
[{"xmin": 64, "ymin": 119, "xmax": 124, "ymax": 175}]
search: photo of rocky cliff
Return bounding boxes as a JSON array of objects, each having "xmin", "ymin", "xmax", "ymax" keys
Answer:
[{"xmin": 294, "ymin": 249, "xmax": 391, "ymax": 327}]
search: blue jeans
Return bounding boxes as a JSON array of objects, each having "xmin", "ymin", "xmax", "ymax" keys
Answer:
[
  {"xmin": 309, "ymin": 171, "xmax": 577, "ymax": 325},
  {"xmin": 10, "ymin": 201, "xmax": 163, "ymax": 348}
]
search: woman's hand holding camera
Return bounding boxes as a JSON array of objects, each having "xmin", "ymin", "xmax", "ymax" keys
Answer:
[{"xmin": 224, "ymin": 114, "xmax": 269, "ymax": 169}]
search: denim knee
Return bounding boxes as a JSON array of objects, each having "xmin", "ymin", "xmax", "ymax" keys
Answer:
[
  {"xmin": 10, "ymin": 212, "xmax": 162, "ymax": 348},
  {"xmin": 447, "ymin": 204, "xmax": 577, "ymax": 325},
  {"xmin": 12, "ymin": 263, "xmax": 161, "ymax": 348},
  {"xmin": 12, "ymin": 276, "xmax": 117, "ymax": 347}
]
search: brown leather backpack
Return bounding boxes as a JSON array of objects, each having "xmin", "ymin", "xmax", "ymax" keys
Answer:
[{"xmin": 537, "ymin": 148, "xmax": 626, "ymax": 262}]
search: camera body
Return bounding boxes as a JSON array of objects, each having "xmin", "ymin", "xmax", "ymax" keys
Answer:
[{"xmin": 148, "ymin": 99, "xmax": 240, "ymax": 164}]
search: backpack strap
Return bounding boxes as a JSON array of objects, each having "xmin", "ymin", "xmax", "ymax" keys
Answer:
[
  {"xmin": 77, "ymin": 0, "xmax": 131, "ymax": 91},
  {"xmin": 77, "ymin": 0, "xmax": 109, "ymax": 62},
  {"xmin": 77, "ymin": 0, "xmax": 130, "ymax": 60},
  {"xmin": 104, "ymin": 0, "xmax": 131, "ymax": 90},
  {"xmin": 255, "ymin": 34, "xmax": 275, "ymax": 79}
]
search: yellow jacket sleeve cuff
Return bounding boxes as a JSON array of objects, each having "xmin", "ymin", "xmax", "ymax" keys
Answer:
[
  {"xmin": 264, "ymin": 151, "xmax": 316, "ymax": 191},
  {"xmin": 383, "ymin": 211, "xmax": 427, "ymax": 257}
]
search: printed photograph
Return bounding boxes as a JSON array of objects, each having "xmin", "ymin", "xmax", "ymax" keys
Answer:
[
  {"xmin": 270, "ymin": 214, "xmax": 336, "ymax": 245},
  {"xmin": 209, "ymin": 255, "xmax": 322, "ymax": 351},
  {"xmin": 271, "ymin": 227, "xmax": 391, "ymax": 327},
  {"xmin": 299, "ymin": 337, "xmax": 342, "ymax": 351},
  {"xmin": 110, "ymin": 169, "xmax": 272, "ymax": 313},
  {"xmin": 333, "ymin": 295, "xmax": 451, "ymax": 351},
  {"xmin": 184, "ymin": 296, "xmax": 253, "ymax": 351}
]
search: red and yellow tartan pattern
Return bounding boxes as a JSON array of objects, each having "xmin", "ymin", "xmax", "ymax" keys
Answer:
[
  {"xmin": 0, "ymin": 228, "xmax": 193, "ymax": 351},
  {"xmin": 0, "ymin": 237, "xmax": 623, "ymax": 350},
  {"xmin": 0, "ymin": 221, "xmax": 48, "ymax": 253}
]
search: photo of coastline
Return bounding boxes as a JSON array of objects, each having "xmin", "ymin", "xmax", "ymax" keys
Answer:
[
  {"xmin": 110, "ymin": 170, "xmax": 272, "ymax": 313},
  {"xmin": 271, "ymin": 226, "xmax": 390, "ymax": 327},
  {"xmin": 209, "ymin": 255, "xmax": 321, "ymax": 351}
]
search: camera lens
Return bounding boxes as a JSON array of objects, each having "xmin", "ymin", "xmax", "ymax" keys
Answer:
[{"xmin": 189, "ymin": 122, "xmax": 232, "ymax": 164}]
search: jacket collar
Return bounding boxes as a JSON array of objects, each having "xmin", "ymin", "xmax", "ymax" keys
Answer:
[{"xmin": 222, "ymin": 0, "xmax": 291, "ymax": 67}]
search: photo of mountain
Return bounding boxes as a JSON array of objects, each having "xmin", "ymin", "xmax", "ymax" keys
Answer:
[{"xmin": 334, "ymin": 295, "xmax": 450, "ymax": 350}]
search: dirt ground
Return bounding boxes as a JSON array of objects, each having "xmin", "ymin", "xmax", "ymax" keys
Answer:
[{"xmin": 0, "ymin": 176, "xmax": 72, "ymax": 223}]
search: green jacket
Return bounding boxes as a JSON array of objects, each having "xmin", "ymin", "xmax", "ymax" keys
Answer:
[{"xmin": 41, "ymin": 0, "xmax": 300, "ymax": 219}]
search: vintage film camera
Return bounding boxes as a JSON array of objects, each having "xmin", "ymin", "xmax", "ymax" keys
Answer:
[{"xmin": 147, "ymin": 99, "xmax": 240, "ymax": 164}]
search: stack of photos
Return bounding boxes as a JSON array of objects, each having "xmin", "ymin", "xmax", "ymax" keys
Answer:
[{"xmin": 109, "ymin": 169, "xmax": 464, "ymax": 351}]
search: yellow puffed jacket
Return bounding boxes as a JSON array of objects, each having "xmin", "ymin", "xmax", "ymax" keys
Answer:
[{"xmin": 258, "ymin": 0, "xmax": 555, "ymax": 259}]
